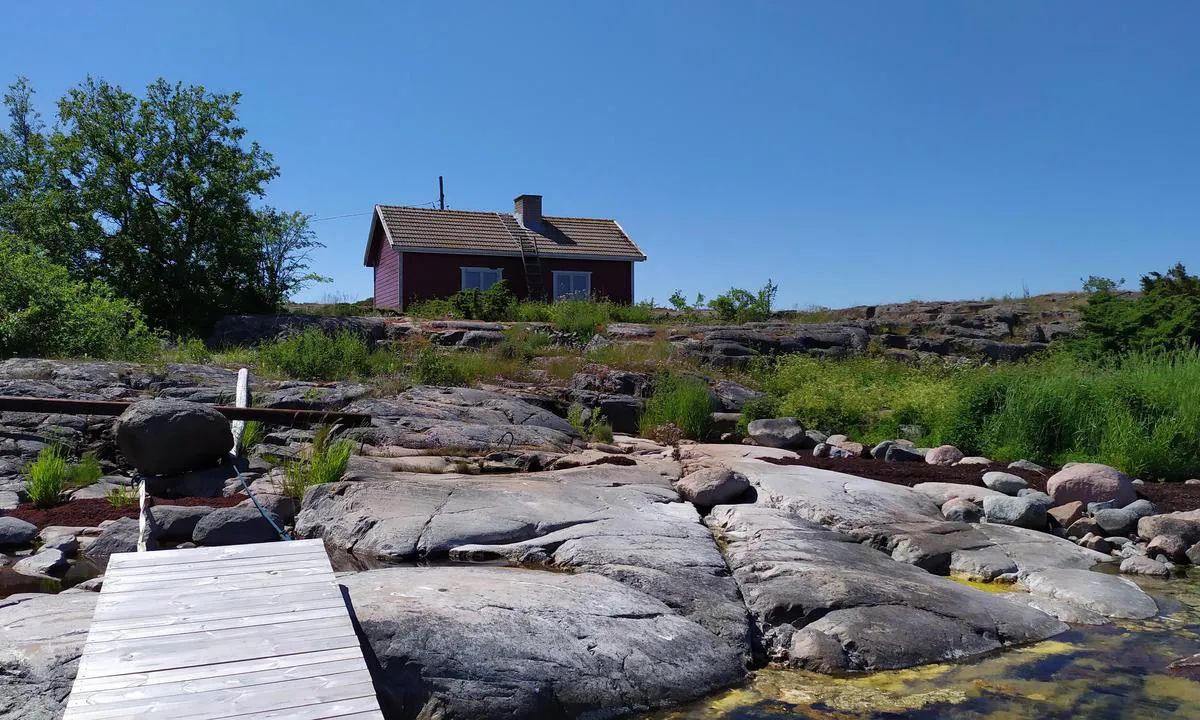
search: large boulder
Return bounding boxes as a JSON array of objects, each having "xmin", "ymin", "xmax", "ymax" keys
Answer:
[
  {"xmin": 675, "ymin": 467, "xmax": 750, "ymax": 506},
  {"xmin": 1137, "ymin": 509, "xmax": 1200, "ymax": 544},
  {"xmin": 0, "ymin": 592, "xmax": 98, "ymax": 720},
  {"xmin": 148, "ymin": 505, "xmax": 216, "ymax": 541},
  {"xmin": 1045, "ymin": 463, "xmax": 1136, "ymax": 508},
  {"xmin": 114, "ymin": 399, "xmax": 232, "ymax": 476},
  {"xmin": 982, "ymin": 495, "xmax": 1047, "ymax": 530},
  {"xmin": 746, "ymin": 418, "xmax": 808, "ymax": 449},
  {"xmin": 340, "ymin": 567, "xmax": 745, "ymax": 719},
  {"xmin": 0, "ymin": 516, "xmax": 37, "ymax": 546},
  {"xmin": 192, "ymin": 507, "xmax": 281, "ymax": 546}
]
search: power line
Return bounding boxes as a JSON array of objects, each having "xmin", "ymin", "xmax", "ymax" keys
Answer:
[{"xmin": 310, "ymin": 200, "xmax": 441, "ymax": 223}]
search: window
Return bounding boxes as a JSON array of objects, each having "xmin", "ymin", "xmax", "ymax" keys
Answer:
[
  {"xmin": 553, "ymin": 271, "xmax": 592, "ymax": 300},
  {"xmin": 461, "ymin": 267, "xmax": 502, "ymax": 291}
]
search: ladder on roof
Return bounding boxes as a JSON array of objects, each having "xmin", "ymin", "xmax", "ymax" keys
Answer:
[{"xmin": 499, "ymin": 213, "xmax": 547, "ymax": 301}]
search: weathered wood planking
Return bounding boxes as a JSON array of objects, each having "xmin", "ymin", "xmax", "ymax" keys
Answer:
[{"xmin": 63, "ymin": 539, "xmax": 384, "ymax": 720}]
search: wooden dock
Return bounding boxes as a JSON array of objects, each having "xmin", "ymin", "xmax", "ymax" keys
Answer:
[{"xmin": 63, "ymin": 539, "xmax": 384, "ymax": 720}]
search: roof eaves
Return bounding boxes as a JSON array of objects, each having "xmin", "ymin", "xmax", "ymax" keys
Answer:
[{"xmin": 611, "ymin": 219, "xmax": 647, "ymax": 260}]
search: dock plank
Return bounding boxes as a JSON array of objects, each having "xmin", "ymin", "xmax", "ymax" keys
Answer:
[{"xmin": 63, "ymin": 539, "xmax": 382, "ymax": 720}]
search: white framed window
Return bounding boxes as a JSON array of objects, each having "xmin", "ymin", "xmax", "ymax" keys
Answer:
[
  {"xmin": 552, "ymin": 271, "xmax": 592, "ymax": 300},
  {"xmin": 461, "ymin": 267, "xmax": 503, "ymax": 291}
]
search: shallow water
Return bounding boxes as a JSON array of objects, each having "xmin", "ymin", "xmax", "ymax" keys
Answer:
[
  {"xmin": 647, "ymin": 568, "xmax": 1200, "ymax": 720},
  {"xmin": 0, "ymin": 554, "xmax": 101, "ymax": 598}
]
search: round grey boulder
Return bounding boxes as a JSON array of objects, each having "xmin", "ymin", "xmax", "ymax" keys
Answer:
[
  {"xmin": 982, "ymin": 495, "xmax": 1047, "ymax": 530},
  {"xmin": 1094, "ymin": 507, "xmax": 1139, "ymax": 536},
  {"xmin": 0, "ymin": 516, "xmax": 38, "ymax": 546},
  {"xmin": 192, "ymin": 507, "xmax": 281, "ymax": 546},
  {"xmin": 746, "ymin": 418, "xmax": 807, "ymax": 449},
  {"xmin": 676, "ymin": 468, "xmax": 751, "ymax": 507},
  {"xmin": 982, "ymin": 471, "xmax": 1028, "ymax": 496},
  {"xmin": 115, "ymin": 398, "xmax": 233, "ymax": 476},
  {"xmin": 1119, "ymin": 554, "xmax": 1172, "ymax": 577}
]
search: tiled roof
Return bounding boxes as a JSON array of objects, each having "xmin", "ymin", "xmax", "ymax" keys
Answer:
[{"xmin": 373, "ymin": 205, "xmax": 646, "ymax": 260}]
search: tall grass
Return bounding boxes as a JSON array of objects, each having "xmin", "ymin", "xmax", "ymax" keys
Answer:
[
  {"xmin": 282, "ymin": 426, "xmax": 354, "ymax": 501},
  {"xmin": 940, "ymin": 351, "xmax": 1200, "ymax": 479},
  {"xmin": 65, "ymin": 453, "xmax": 103, "ymax": 487},
  {"xmin": 258, "ymin": 328, "xmax": 397, "ymax": 380},
  {"xmin": 640, "ymin": 375, "xmax": 715, "ymax": 440},
  {"xmin": 26, "ymin": 446, "xmax": 68, "ymax": 508},
  {"xmin": 757, "ymin": 355, "xmax": 960, "ymax": 443},
  {"xmin": 753, "ymin": 350, "xmax": 1200, "ymax": 479}
]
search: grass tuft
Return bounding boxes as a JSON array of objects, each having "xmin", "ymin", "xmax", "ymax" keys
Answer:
[
  {"xmin": 26, "ymin": 446, "xmax": 68, "ymax": 508},
  {"xmin": 640, "ymin": 375, "xmax": 714, "ymax": 440},
  {"xmin": 282, "ymin": 425, "xmax": 354, "ymax": 501}
]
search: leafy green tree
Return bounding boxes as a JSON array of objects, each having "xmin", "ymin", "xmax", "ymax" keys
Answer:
[
  {"xmin": 256, "ymin": 208, "xmax": 330, "ymax": 306},
  {"xmin": 1079, "ymin": 263, "xmax": 1200, "ymax": 354},
  {"xmin": 0, "ymin": 76, "xmax": 325, "ymax": 336},
  {"xmin": 0, "ymin": 78, "xmax": 86, "ymax": 270},
  {"xmin": 50, "ymin": 77, "xmax": 280, "ymax": 333}
]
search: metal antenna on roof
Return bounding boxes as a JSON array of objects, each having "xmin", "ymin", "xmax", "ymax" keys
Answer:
[{"xmin": 438, "ymin": 176, "xmax": 445, "ymax": 210}]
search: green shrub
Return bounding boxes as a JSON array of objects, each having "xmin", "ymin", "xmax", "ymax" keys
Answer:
[
  {"xmin": 410, "ymin": 346, "xmax": 465, "ymax": 386},
  {"xmin": 173, "ymin": 337, "xmax": 212, "ymax": 364},
  {"xmin": 258, "ymin": 328, "xmax": 375, "ymax": 380},
  {"xmin": 0, "ymin": 235, "xmax": 159, "ymax": 359},
  {"xmin": 405, "ymin": 297, "xmax": 458, "ymax": 319},
  {"xmin": 550, "ymin": 299, "xmax": 609, "ymax": 337},
  {"xmin": 566, "ymin": 402, "xmax": 614, "ymax": 442},
  {"xmin": 759, "ymin": 354, "xmax": 958, "ymax": 442},
  {"xmin": 496, "ymin": 327, "xmax": 552, "ymax": 361},
  {"xmin": 65, "ymin": 453, "xmax": 103, "ymax": 487},
  {"xmin": 282, "ymin": 426, "xmax": 353, "ymax": 501},
  {"xmin": 450, "ymin": 280, "xmax": 517, "ymax": 321},
  {"xmin": 708, "ymin": 279, "xmax": 778, "ymax": 323},
  {"xmin": 938, "ymin": 351, "xmax": 1200, "ymax": 479},
  {"xmin": 737, "ymin": 394, "xmax": 781, "ymax": 434},
  {"xmin": 640, "ymin": 375, "xmax": 715, "ymax": 440},
  {"xmin": 26, "ymin": 445, "xmax": 67, "ymax": 508},
  {"xmin": 1077, "ymin": 263, "xmax": 1200, "ymax": 356}
]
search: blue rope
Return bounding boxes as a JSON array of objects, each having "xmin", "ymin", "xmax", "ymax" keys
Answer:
[{"xmin": 231, "ymin": 454, "xmax": 292, "ymax": 541}]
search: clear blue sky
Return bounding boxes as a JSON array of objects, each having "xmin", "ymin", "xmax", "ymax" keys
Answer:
[{"xmin": 4, "ymin": 1, "xmax": 1198, "ymax": 308}]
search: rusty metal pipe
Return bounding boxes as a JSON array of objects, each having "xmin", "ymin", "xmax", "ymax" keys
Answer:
[{"xmin": 0, "ymin": 396, "xmax": 372, "ymax": 426}]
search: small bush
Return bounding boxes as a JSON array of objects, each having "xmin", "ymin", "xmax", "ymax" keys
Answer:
[
  {"xmin": 737, "ymin": 394, "xmax": 781, "ymax": 434},
  {"xmin": 410, "ymin": 346, "xmax": 465, "ymax": 386},
  {"xmin": 65, "ymin": 454, "xmax": 103, "ymax": 487},
  {"xmin": 282, "ymin": 426, "xmax": 354, "ymax": 501},
  {"xmin": 566, "ymin": 402, "xmax": 614, "ymax": 442},
  {"xmin": 450, "ymin": 280, "xmax": 517, "ymax": 321},
  {"xmin": 405, "ymin": 297, "xmax": 459, "ymax": 319},
  {"xmin": 708, "ymin": 279, "xmax": 778, "ymax": 323},
  {"xmin": 640, "ymin": 375, "xmax": 714, "ymax": 440},
  {"xmin": 0, "ymin": 235, "xmax": 160, "ymax": 359},
  {"xmin": 496, "ymin": 327, "xmax": 552, "ymax": 361},
  {"xmin": 551, "ymin": 299, "xmax": 609, "ymax": 337},
  {"xmin": 174, "ymin": 337, "xmax": 212, "ymax": 364},
  {"xmin": 258, "ymin": 328, "xmax": 375, "ymax": 380},
  {"xmin": 26, "ymin": 445, "xmax": 67, "ymax": 508}
]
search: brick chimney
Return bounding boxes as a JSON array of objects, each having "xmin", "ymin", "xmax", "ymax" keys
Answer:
[{"xmin": 513, "ymin": 194, "xmax": 542, "ymax": 228}]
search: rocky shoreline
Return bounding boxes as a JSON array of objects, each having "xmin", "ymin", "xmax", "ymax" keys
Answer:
[{"xmin": 1, "ymin": 356, "xmax": 1198, "ymax": 719}]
